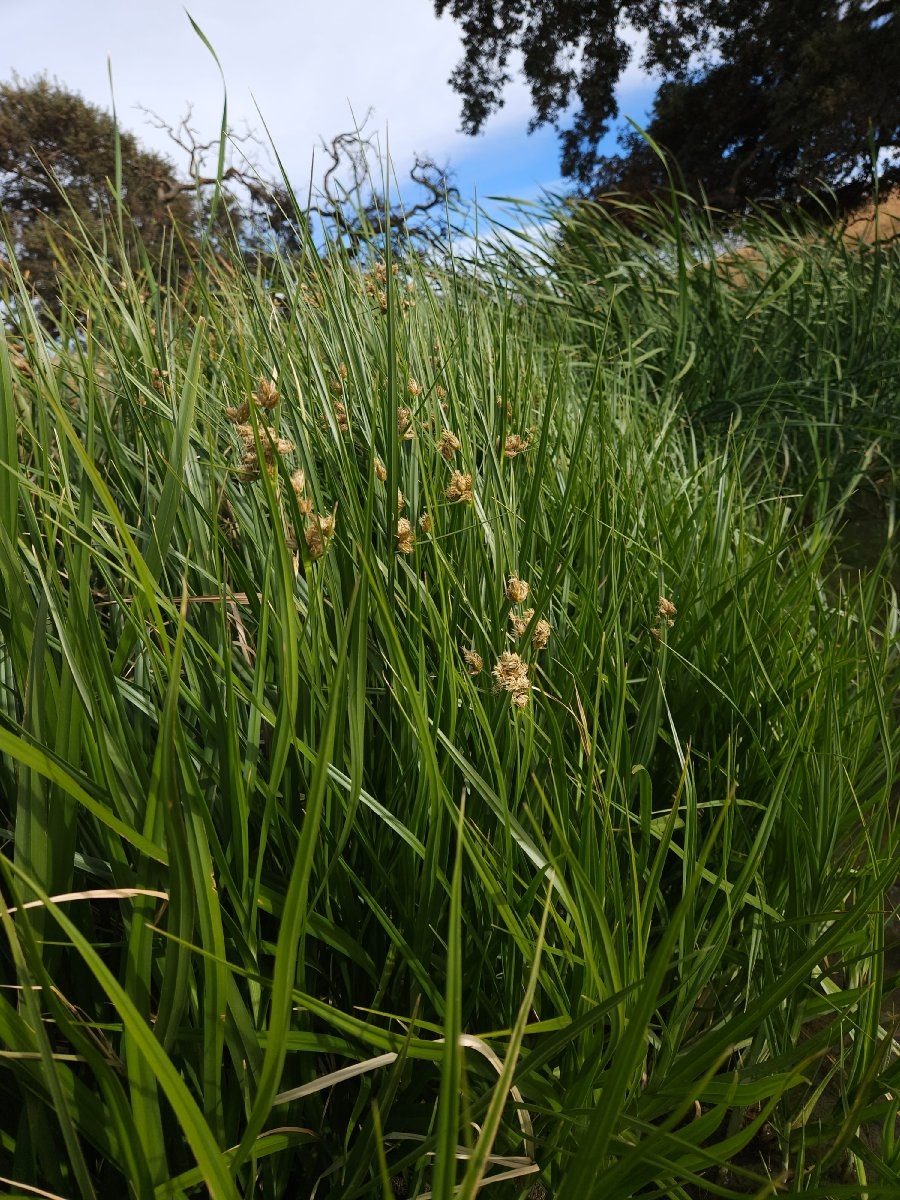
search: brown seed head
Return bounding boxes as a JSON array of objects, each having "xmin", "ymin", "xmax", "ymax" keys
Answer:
[
  {"xmin": 658, "ymin": 596, "xmax": 677, "ymax": 618},
  {"xmin": 492, "ymin": 651, "xmax": 531, "ymax": 707},
  {"xmin": 304, "ymin": 524, "xmax": 324, "ymax": 560},
  {"xmin": 396, "ymin": 517, "xmax": 415, "ymax": 554},
  {"xmin": 235, "ymin": 422, "xmax": 294, "ymax": 461},
  {"xmin": 509, "ymin": 609, "xmax": 535, "ymax": 638},
  {"xmin": 532, "ymin": 618, "xmax": 551, "ymax": 650},
  {"xmin": 419, "ymin": 511, "xmax": 433, "ymax": 534},
  {"xmin": 374, "ymin": 457, "xmax": 388, "ymax": 482},
  {"xmin": 407, "ymin": 377, "xmax": 422, "ymax": 397},
  {"xmin": 502, "ymin": 433, "xmax": 529, "ymax": 458},
  {"xmin": 445, "ymin": 471, "xmax": 473, "ymax": 503},
  {"xmin": 397, "ymin": 408, "xmax": 415, "ymax": 440},
  {"xmin": 462, "ymin": 648, "xmax": 483, "ymax": 676},
  {"xmin": 438, "ymin": 429, "xmax": 461, "ymax": 461},
  {"xmin": 254, "ymin": 378, "xmax": 280, "ymax": 410},
  {"xmin": 315, "ymin": 511, "xmax": 336, "ymax": 540},
  {"xmin": 237, "ymin": 457, "xmax": 261, "ymax": 483},
  {"xmin": 272, "ymin": 436, "xmax": 295, "ymax": 458},
  {"xmin": 505, "ymin": 574, "xmax": 530, "ymax": 604}
]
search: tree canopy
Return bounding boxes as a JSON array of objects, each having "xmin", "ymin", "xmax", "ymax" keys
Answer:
[
  {"xmin": 0, "ymin": 76, "xmax": 196, "ymax": 305},
  {"xmin": 435, "ymin": 0, "xmax": 900, "ymax": 209}
]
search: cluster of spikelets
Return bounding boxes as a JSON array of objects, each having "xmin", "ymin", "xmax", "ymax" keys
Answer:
[
  {"xmin": 286, "ymin": 469, "xmax": 337, "ymax": 561},
  {"xmin": 225, "ymin": 378, "xmax": 292, "ymax": 483},
  {"xmin": 651, "ymin": 595, "xmax": 677, "ymax": 640},
  {"xmin": 225, "ymin": 378, "xmax": 337, "ymax": 562},
  {"xmin": 461, "ymin": 574, "xmax": 552, "ymax": 710},
  {"xmin": 371, "ymin": 369, "xmax": 530, "ymax": 552},
  {"xmin": 362, "ymin": 259, "xmax": 415, "ymax": 313},
  {"xmin": 227, "ymin": 367, "xmax": 531, "ymax": 568}
]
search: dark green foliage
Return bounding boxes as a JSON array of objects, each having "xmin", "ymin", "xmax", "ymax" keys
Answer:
[
  {"xmin": 0, "ymin": 75, "xmax": 196, "ymax": 311},
  {"xmin": 435, "ymin": 0, "xmax": 900, "ymax": 206},
  {"xmin": 0, "ymin": 186, "xmax": 898, "ymax": 1196}
]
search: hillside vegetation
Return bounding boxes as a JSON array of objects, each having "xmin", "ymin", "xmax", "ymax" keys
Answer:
[{"xmin": 0, "ymin": 191, "xmax": 898, "ymax": 1198}]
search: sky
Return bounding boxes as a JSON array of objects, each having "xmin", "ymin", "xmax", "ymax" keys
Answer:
[{"xmin": 2, "ymin": 0, "xmax": 656, "ymax": 223}]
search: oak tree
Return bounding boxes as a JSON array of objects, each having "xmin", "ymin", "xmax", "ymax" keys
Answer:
[
  {"xmin": 435, "ymin": 1, "xmax": 900, "ymax": 208},
  {"xmin": 0, "ymin": 75, "xmax": 196, "ymax": 306}
]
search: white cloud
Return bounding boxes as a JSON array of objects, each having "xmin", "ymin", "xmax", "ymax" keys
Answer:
[
  {"xmin": 2, "ymin": 0, "xmax": 653, "ymax": 197},
  {"xmin": 4, "ymin": 2, "xmax": 527, "ymax": 178}
]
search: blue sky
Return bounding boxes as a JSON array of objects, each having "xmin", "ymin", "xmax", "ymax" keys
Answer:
[{"xmin": 2, "ymin": 0, "xmax": 656, "ymax": 223}]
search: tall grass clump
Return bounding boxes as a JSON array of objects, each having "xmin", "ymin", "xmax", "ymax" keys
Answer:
[{"xmin": 0, "ymin": 175, "xmax": 898, "ymax": 1199}]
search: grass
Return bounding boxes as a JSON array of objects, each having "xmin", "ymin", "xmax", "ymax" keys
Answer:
[{"xmin": 0, "ymin": 179, "xmax": 898, "ymax": 1199}]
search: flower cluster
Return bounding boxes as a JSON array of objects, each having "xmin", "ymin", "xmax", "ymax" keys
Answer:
[
  {"xmin": 438, "ymin": 429, "xmax": 461, "ymax": 461},
  {"xmin": 492, "ymin": 651, "xmax": 531, "ymax": 709},
  {"xmin": 506, "ymin": 573, "xmax": 551, "ymax": 652},
  {"xmin": 446, "ymin": 471, "xmax": 473, "ymax": 503},
  {"xmin": 225, "ymin": 376, "xmax": 280, "ymax": 425},
  {"xmin": 397, "ymin": 408, "xmax": 415, "ymax": 440},
  {"xmin": 396, "ymin": 517, "xmax": 415, "ymax": 554},
  {"xmin": 234, "ymin": 422, "xmax": 295, "ymax": 483},
  {"xmin": 460, "ymin": 573, "xmax": 552, "ymax": 709},
  {"xmin": 651, "ymin": 596, "xmax": 677, "ymax": 640},
  {"xmin": 304, "ymin": 510, "xmax": 336, "ymax": 560},
  {"xmin": 461, "ymin": 648, "xmax": 483, "ymax": 676},
  {"xmin": 501, "ymin": 433, "xmax": 530, "ymax": 459},
  {"xmin": 510, "ymin": 609, "xmax": 551, "ymax": 650},
  {"xmin": 505, "ymin": 574, "xmax": 530, "ymax": 603},
  {"xmin": 225, "ymin": 377, "xmax": 294, "ymax": 483}
]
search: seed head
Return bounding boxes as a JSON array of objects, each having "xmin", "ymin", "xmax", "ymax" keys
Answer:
[
  {"xmin": 333, "ymin": 402, "xmax": 349, "ymax": 433},
  {"xmin": 225, "ymin": 400, "xmax": 251, "ymax": 423},
  {"xmin": 316, "ymin": 511, "xmax": 336, "ymax": 540},
  {"xmin": 462, "ymin": 648, "xmax": 483, "ymax": 676},
  {"xmin": 492, "ymin": 651, "xmax": 531, "ymax": 707},
  {"xmin": 502, "ymin": 433, "xmax": 529, "ymax": 458},
  {"xmin": 505, "ymin": 574, "xmax": 530, "ymax": 604},
  {"xmin": 532, "ymin": 617, "xmax": 551, "ymax": 650},
  {"xmin": 237, "ymin": 458, "xmax": 260, "ymax": 483},
  {"xmin": 438, "ymin": 429, "xmax": 461, "ymax": 461},
  {"xmin": 234, "ymin": 422, "xmax": 294, "ymax": 461},
  {"xmin": 289, "ymin": 469, "xmax": 314, "ymax": 513},
  {"xmin": 304, "ymin": 511, "xmax": 335, "ymax": 560},
  {"xmin": 509, "ymin": 608, "xmax": 535, "ymax": 638},
  {"xmin": 397, "ymin": 408, "xmax": 415, "ymax": 440},
  {"xmin": 445, "ymin": 471, "xmax": 473, "ymax": 503},
  {"xmin": 407, "ymin": 377, "xmax": 422, "ymax": 397},
  {"xmin": 254, "ymin": 378, "xmax": 280, "ymax": 410},
  {"xmin": 396, "ymin": 517, "xmax": 415, "ymax": 554},
  {"xmin": 658, "ymin": 596, "xmax": 677, "ymax": 618},
  {"xmin": 304, "ymin": 525, "xmax": 324, "ymax": 560},
  {"xmin": 419, "ymin": 511, "xmax": 432, "ymax": 534},
  {"xmin": 374, "ymin": 457, "xmax": 388, "ymax": 482}
]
